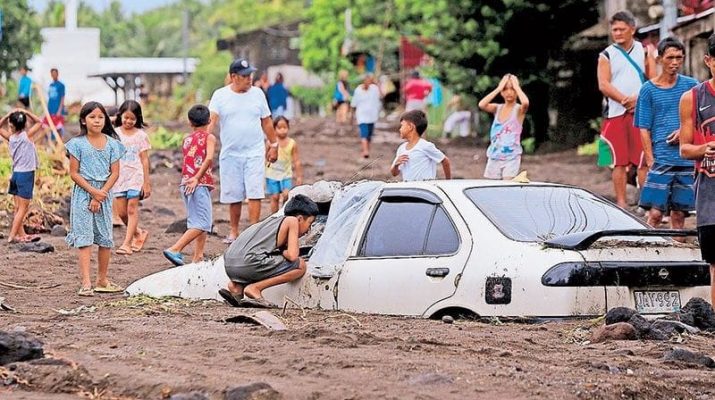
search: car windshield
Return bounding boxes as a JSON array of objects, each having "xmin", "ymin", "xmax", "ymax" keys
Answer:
[{"xmin": 464, "ymin": 186, "xmax": 646, "ymax": 242}]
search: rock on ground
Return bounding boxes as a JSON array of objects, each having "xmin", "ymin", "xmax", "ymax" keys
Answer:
[
  {"xmin": 18, "ymin": 242, "xmax": 55, "ymax": 253},
  {"xmin": 605, "ymin": 307, "xmax": 638, "ymax": 325},
  {"xmin": 0, "ymin": 330, "xmax": 44, "ymax": 365},
  {"xmin": 224, "ymin": 382, "xmax": 283, "ymax": 400},
  {"xmin": 50, "ymin": 224, "xmax": 68, "ymax": 237},
  {"xmin": 170, "ymin": 392, "xmax": 210, "ymax": 400},
  {"xmin": 679, "ymin": 298, "xmax": 715, "ymax": 331},
  {"xmin": 590, "ymin": 322, "xmax": 638, "ymax": 343},
  {"xmin": 165, "ymin": 218, "xmax": 188, "ymax": 234},
  {"xmin": 663, "ymin": 348, "xmax": 715, "ymax": 368}
]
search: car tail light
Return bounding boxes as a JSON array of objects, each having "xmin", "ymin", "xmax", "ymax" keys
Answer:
[{"xmin": 541, "ymin": 261, "xmax": 710, "ymax": 287}]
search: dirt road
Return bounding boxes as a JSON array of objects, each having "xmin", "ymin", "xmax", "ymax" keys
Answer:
[{"xmin": 2, "ymin": 118, "xmax": 713, "ymax": 399}]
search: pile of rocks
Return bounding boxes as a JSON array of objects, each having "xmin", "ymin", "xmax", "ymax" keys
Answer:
[{"xmin": 591, "ymin": 297, "xmax": 715, "ymax": 343}]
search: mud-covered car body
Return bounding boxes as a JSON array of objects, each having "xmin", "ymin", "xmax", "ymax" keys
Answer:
[{"xmin": 128, "ymin": 180, "xmax": 710, "ymax": 317}]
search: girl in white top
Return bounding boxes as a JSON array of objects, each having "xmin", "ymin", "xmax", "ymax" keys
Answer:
[{"xmin": 113, "ymin": 100, "xmax": 151, "ymax": 255}]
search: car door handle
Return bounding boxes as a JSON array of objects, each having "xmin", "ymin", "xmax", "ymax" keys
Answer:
[{"xmin": 426, "ymin": 268, "xmax": 450, "ymax": 277}]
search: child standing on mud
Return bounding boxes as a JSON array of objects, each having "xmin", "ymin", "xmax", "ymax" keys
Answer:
[
  {"xmin": 113, "ymin": 100, "xmax": 151, "ymax": 255},
  {"xmin": 0, "ymin": 109, "xmax": 43, "ymax": 243},
  {"xmin": 478, "ymin": 74, "xmax": 530, "ymax": 180},
  {"xmin": 163, "ymin": 105, "xmax": 216, "ymax": 266},
  {"xmin": 266, "ymin": 116, "xmax": 303, "ymax": 214},
  {"xmin": 65, "ymin": 102, "xmax": 126, "ymax": 296},
  {"xmin": 391, "ymin": 110, "xmax": 451, "ymax": 181}
]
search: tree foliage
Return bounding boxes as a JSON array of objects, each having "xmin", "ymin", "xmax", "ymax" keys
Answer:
[
  {"xmin": 301, "ymin": 0, "xmax": 598, "ymax": 143},
  {"xmin": 0, "ymin": 0, "xmax": 42, "ymax": 76}
]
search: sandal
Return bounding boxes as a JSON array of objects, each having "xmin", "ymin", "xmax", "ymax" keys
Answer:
[
  {"xmin": 163, "ymin": 249, "xmax": 185, "ymax": 267},
  {"xmin": 218, "ymin": 288, "xmax": 243, "ymax": 307},
  {"xmin": 94, "ymin": 281, "xmax": 124, "ymax": 293},
  {"xmin": 77, "ymin": 287, "xmax": 94, "ymax": 297},
  {"xmin": 222, "ymin": 236, "xmax": 236, "ymax": 244},
  {"xmin": 116, "ymin": 246, "xmax": 132, "ymax": 255},
  {"xmin": 131, "ymin": 229, "xmax": 149, "ymax": 252}
]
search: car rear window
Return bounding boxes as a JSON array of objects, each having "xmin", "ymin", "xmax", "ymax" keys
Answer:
[{"xmin": 464, "ymin": 186, "xmax": 646, "ymax": 242}]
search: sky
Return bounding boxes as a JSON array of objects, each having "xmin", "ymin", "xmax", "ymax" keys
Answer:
[{"xmin": 29, "ymin": 0, "xmax": 178, "ymax": 14}]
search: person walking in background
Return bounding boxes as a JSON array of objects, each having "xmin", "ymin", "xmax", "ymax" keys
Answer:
[
  {"xmin": 43, "ymin": 68, "xmax": 66, "ymax": 139},
  {"xmin": 113, "ymin": 100, "xmax": 151, "ymax": 255},
  {"xmin": 679, "ymin": 33, "xmax": 715, "ymax": 310},
  {"xmin": 17, "ymin": 66, "xmax": 32, "ymax": 109},
  {"xmin": 635, "ymin": 37, "xmax": 698, "ymax": 230},
  {"xmin": 163, "ymin": 105, "xmax": 216, "ymax": 266},
  {"xmin": 267, "ymin": 73, "xmax": 289, "ymax": 117},
  {"xmin": 208, "ymin": 58, "xmax": 279, "ymax": 244},
  {"xmin": 403, "ymin": 71, "xmax": 432, "ymax": 112},
  {"xmin": 333, "ymin": 70, "xmax": 351, "ymax": 125},
  {"xmin": 597, "ymin": 10, "xmax": 656, "ymax": 208},
  {"xmin": 0, "ymin": 109, "xmax": 44, "ymax": 243},
  {"xmin": 351, "ymin": 73, "xmax": 382, "ymax": 159},
  {"xmin": 265, "ymin": 116, "xmax": 303, "ymax": 214},
  {"xmin": 479, "ymin": 74, "xmax": 529, "ymax": 180},
  {"xmin": 442, "ymin": 95, "xmax": 472, "ymax": 140},
  {"xmin": 65, "ymin": 102, "xmax": 126, "ymax": 297}
]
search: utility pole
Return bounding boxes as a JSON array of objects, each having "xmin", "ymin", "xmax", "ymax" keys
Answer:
[
  {"xmin": 182, "ymin": 9, "xmax": 189, "ymax": 82},
  {"xmin": 659, "ymin": 0, "xmax": 678, "ymax": 39}
]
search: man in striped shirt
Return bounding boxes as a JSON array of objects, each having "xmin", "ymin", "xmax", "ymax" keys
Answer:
[{"xmin": 635, "ymin": 37, "xmax": 698, "ymax": 229}]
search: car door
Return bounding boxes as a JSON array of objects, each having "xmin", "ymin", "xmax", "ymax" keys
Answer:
[{"xmin": 336, "ymin": 188, "xmax": 471, "ymax": 316}]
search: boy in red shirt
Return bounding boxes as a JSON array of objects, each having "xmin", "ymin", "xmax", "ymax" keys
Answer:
[{"xmin": 163, "ymin": 105, "xmax": 217, "ymax": 266}]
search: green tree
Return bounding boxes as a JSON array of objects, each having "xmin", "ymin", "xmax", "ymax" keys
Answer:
[
  {"xmin": 301, "ymin": 0, "xmax": 598, "ymax": 145},
  {"xmin": 0, "ymin": 0, "xmax": 42, "ymax": 76}
]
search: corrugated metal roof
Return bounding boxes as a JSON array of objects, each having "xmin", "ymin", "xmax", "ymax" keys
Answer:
[{"xmin": 90, "ymin": 57, "xmax": 199, "ymax": 76}]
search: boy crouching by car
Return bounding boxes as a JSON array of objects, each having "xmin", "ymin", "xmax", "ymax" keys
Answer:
[{"xmin": 218, "ymin": 194, "xmax": 319, "ymax": 308}]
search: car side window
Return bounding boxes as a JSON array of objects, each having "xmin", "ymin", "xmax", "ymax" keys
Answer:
[
  {"xmin": 360, "ymin": 199, "xmax": 459, "ymax": 257},
  {"xmin": 425, "ymin": 206, "xmax": 459, "ymax": 254}
]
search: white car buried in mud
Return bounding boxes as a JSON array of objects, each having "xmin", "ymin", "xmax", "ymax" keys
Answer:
[{"xmin": 127, "ymin": 180, "xmax": 711, "ymax": 318}]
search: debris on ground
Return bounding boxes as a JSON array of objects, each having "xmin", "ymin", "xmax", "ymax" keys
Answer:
[
  {"xmin": 0, "ymin": 330, "xmax": 44, "ymax": 365},
  {"xmin": 24, "ymin": 208, "xmax": 65, "ymax": 234},
  {"xmin": 0, "ymin": 297, "xmax": 16, "ymax": 312},
  {"xmin": 57, "ymin": 305, "xmax": 96, "ymax": 315},
  {"xmin": 225, "ymin": 311, "xmax": 287, "ymax": 331}
]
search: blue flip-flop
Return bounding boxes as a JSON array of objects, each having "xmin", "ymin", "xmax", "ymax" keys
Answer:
[{"xmin": 163, "ymin": 249, "xmax": 185, "ymax": 266}]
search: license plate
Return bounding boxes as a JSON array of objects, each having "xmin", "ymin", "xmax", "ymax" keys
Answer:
[{"xmin": 633, "ymin": 290, "xmax": 681, "ymax": 314}]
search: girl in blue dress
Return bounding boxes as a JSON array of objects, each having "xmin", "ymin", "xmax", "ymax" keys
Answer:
[{"xmin": 65, "ymin": 102, "xmax": 125, "ymax": 296}]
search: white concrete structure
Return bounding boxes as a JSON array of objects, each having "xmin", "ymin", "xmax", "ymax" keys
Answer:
[{"xmin": 29, "ymin": 0, "xmax": 198, "ymax": 106}]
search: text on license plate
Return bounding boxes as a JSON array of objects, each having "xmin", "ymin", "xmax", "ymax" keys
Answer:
[{"xmin": 633, "ymin": 290, "xmax": 681, "ymax": 314}]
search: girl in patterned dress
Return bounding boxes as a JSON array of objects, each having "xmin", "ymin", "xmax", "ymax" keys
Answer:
[
  {"xmin": 113, "ymin": 100, "xmax": 151, "ymax": 255},
  {"xmin": 65, "ymin": 102, "xmax": 126, "ymax": 296}
]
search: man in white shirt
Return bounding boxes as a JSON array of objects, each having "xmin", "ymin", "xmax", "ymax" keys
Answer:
[
  {"xmin": 351, "ymin": 74, "xmax": 382, "ymax": 159},
  {"xmin": 208, "ymin": 59, "xmax": 279, "ymax": 243},
  {"xmin": 391, "ymin": 110, "xmax": 451, "ymax": 181}
]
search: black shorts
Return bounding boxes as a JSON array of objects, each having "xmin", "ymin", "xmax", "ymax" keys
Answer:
[
  {"xmin": 697, "ymin": 225, "xmax": 715, "ymax": 264},
  {"xmin": 17, "ymin": 96, "xmax": 29, "ymax": 107}
]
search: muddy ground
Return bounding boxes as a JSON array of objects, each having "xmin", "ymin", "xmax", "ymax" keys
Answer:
[{"xmin": 2, "ymin": 117, "xmax": 714, "ymax": 400}]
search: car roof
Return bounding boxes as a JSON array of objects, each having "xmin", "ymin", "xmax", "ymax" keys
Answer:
[{"xmin": 382, "ymin": 179, "xmax": 573, "ymax": 190}]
